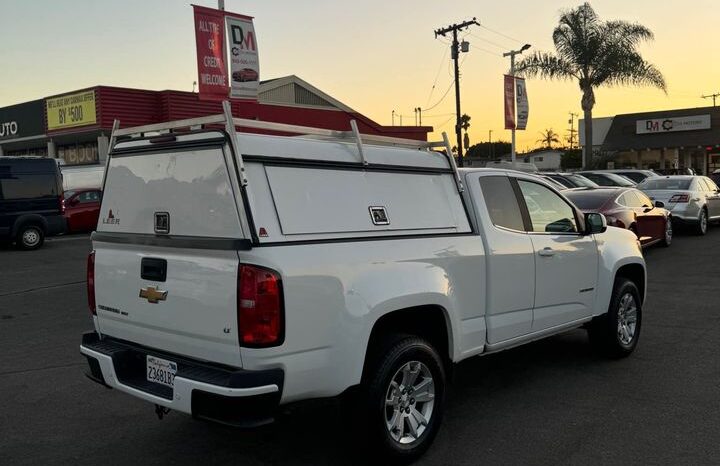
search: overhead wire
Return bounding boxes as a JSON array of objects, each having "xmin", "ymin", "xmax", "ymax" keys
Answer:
[{"xmin": 479, "ymin": 24, "xmax": 524, "ymax": 45}]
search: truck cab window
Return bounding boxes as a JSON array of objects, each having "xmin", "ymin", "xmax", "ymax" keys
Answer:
[
  {"xmin": 478, "ymin": 176, "xmax": 525, "ymax": 231},
  {"xmin": 517, "ymin": 180, "xmax": 577, "ymax": 233}
]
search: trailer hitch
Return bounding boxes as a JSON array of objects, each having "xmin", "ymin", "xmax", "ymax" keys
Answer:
[{"xmin": 155, "ymin": 404, "xmax": 171, "ymax": 420}]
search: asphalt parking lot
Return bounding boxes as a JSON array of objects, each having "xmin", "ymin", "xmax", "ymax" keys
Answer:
[{"xmin": 1, "ymin": 230, "xmax": 719, "ymax": 466}]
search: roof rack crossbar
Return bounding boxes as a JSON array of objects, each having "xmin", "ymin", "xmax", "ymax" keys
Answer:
[
  {"xmin": 106, "ymin": 109, "xmax": 464, "ymax": 193},
  {"xmin": 349, "ymin": 119, "xmax": 368, "ymax": 166}
]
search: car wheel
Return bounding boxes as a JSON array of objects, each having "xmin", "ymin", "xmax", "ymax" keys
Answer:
[
  {"xmin": 696, "ymin": 208, "xmax": 708, "ymax": 235},
  {"xmin": 661, "ymin": 217, "xmax": 672, "ymax": 247},
  {"xmin": 360, "ymin": 336, "xmax": 446, "ymax": 462},
  {"xmin": 16, "ymin": 224, "xmax": 45, "ymax": 250},
  {"xmin": 588, "ymin": 278, "xmax": 642, "ymax": 358}
]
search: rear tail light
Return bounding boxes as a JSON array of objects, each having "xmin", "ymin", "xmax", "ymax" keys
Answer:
[
  {"xmin": 60, "ymin": 194, "xmax": 66, "ymax": 214},
  {"xmin": 87, "ymin": 251, "xmax": 96, "ymax": 316},
  {"xmin": 237, "ymin": 264, "xmax": 284, "ymax": 347},
  {"xmin": 669, "ymin": 193, "xmax": 689, "ymax": 203}
]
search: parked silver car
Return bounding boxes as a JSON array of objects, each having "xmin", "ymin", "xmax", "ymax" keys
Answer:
[{"xmin": 636, "ymin": 176, "xmax": 720, "ymax": 235}]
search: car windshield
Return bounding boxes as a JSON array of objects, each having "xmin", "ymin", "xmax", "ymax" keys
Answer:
[
  {"xmin": 64, "ymin": 190, "xmax": 76, "ymax": 198},
  {"xmin": 638, "ymin": 178, "xmax": 692, "ymax": 190},
  {"xmin": 567, "ymin": 174, "xmax": 599, "ymax": 188},
  {"xmin": 564, "ymin": 190, "xmax": 614, "ymax": 210},
  {"xmin": 604, "ymin": 173, "xmax": 636, "ymax": 186}
]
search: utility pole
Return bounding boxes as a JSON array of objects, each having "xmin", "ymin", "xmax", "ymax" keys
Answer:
[
  {"xmin": 503, "ymin": 44, "xmax": 531, "ymax": 165},
  {"xmin": 392, "ymin": 110, "xmax": 395, "ymax": 126},
  {"xmin": 488, "ymin": 129, "xmax": 493, "ymax": 158},
  {"xmin": 568, "ymin": 112, "xmax": 578, "ymax": 149},
  {"xmin": 434, "ymin": 18, "xmax": 480, "ymax": 167},
  {"xmin": 218, "ymin": 0, "xmax": 224, "ymax": 9},
  {"xmin": 702, "ymin": 93, "xmax": 720, "ymax": 107},
  {"xmin": 416, "ymin": 107, "xmax": 422, "ymax": 126}
]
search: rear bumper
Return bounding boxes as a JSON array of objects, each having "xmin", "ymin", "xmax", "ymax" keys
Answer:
[{"xmin": 80, "ymin": 332, "xmax": 283, "ymax": 427}]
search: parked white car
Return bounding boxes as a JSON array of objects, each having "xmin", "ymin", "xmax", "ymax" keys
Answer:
[
  {"xmin": 80, "ymin": 108, "xmax": 647, "ymax": 461},
  {"xmin": 637, "ymin": 175, "xmax": 720, "ymax": 235}
]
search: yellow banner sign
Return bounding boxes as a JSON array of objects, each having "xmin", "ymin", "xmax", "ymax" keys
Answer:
[{"xmin": 46, "ymin": 90, "xmax": 97, "ymax": 130}]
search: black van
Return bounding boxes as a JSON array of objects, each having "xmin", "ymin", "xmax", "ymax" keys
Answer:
[{"xmin": 0, "ymin": 157, "xmax": 66, "ymax": 250}]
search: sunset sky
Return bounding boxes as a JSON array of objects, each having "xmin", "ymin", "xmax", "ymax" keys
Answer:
[{"xmin": 2, "ymin": 0, "xmax": 718, "ymax": 150}]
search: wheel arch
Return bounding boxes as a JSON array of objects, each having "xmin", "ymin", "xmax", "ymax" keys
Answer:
[
  {"xmin": 11, "ymin": 214, "xmax": 48, "ymax": 236},
  {"xmin": 615, "ymin": 263, "xmax": 646, "ymax": 304},
  {"xmin": 361, "ymin": 304, "xmax": 454, "ymax": 383}
]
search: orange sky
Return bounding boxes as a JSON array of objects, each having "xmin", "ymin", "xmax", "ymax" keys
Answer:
[{"xmin": 1, "ymin": 0, "xmax": 718, "ymax": 150}]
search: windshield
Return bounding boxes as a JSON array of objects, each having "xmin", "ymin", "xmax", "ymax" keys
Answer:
[
  {"xmin": 567, "ymin": 174, "xmax": 599, "ymax": 188},
  {"xmin": 564, "ymin": 190, "xmax": 614, "ymax": 210},
  {"xmin": 605, "ymin": 173, "xmax": 636, "ymax": 187},
  {"xmin": 638, "ymin": 178, "xmax": 692, "ymax": 190}
]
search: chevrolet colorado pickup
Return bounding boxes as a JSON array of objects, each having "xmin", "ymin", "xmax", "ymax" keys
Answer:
[{"xmin": 81, "ymin": 108, "xmax": 646, "ymax": 461}]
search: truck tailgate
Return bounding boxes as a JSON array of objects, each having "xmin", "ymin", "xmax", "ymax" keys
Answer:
[{"xmin": 93, "ymin": 243, "xmax": 241, "ymax": 366}]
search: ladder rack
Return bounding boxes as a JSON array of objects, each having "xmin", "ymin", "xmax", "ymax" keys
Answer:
[{"xmin": 107, "ymin": 101, "xmax": 464, "ymax": 192}]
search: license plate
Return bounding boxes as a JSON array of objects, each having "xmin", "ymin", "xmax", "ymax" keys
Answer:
[{"xmin": 146, "ymin": 355, "xmax": 177, "ymax": 388}]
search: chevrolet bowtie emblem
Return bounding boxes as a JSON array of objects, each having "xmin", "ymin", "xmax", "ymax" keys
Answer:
[{"xmin": 139, "ymin": 286, "xmax": 168, "ymax": 304}]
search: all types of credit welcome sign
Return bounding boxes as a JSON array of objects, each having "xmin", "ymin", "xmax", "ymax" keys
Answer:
[{"xmin": 192, "ymin": 5, "xmax": 260, "ymax": 101}]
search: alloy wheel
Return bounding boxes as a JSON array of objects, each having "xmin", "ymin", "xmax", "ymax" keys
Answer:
[
  {"xmin": 384, "ymin": 361, "xmax": 435, "ymax": 444},
  {"xmin": 617, "ymin": 293, "xmax": 638, "ymax": 346},
  {"xmin": 22, "ymin": 228, "xmax": 40, "ymax": 247}
]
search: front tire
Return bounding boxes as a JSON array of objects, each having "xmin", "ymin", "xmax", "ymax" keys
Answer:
[
  {"xmin": 588, "ymin": 278, "xmax": 642, "ymax": 358},
  {"xmin": 361, "ymin": 336, "xmax": 446, "ymax": 462},
  {"xmin": 16, "ymin": 224, "xmax": 44, "ymax": 250}
]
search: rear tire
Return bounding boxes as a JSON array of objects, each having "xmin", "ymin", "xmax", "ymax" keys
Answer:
[
  {"xmin": 695, "ymin": 208, "xmax": 708, "ymax": 236},
  {"xmin": 359, "ymin": 335, "xmax": 446, "ymax": 462},
  {"xmin": 661, "ymin": 217, "xmax": 672, "ymax": 247},
  {"xmin": 588, "ymin": 278, "xmax": 642, "ymax": 358},
  {"xmin": 15, "ymin": 224, "xmax": 45, "ymax": 250}
]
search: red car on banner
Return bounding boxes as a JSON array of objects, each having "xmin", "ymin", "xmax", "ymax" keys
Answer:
[{"xmin": 232, "ymin": 68, "xmax": 258, "ymax": 83}]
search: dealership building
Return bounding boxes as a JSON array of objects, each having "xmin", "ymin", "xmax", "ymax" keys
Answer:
[
  {"xmin": 0, "ymin": 75, "xmax": 431, "ymax": 166},
  {"xmin": 580, "ymin": 106, "xmax": 720, "ymax": 174}
]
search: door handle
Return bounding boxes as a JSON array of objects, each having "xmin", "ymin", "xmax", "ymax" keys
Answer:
[{"xmin": 538, "ymin": 247, "xmax": 555, "ymax": 257}]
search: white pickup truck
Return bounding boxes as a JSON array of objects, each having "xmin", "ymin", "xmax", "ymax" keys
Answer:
[{"xmin": 80, "ymin": 107, "xmax": 646, "ymax": 461}]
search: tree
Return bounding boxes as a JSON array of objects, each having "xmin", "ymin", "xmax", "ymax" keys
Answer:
[
  {"xmin": 514, "ymin": 2, "xmax": 666, "ymax": 168},
  {"xmin": 460, "ymin": 114, "xmax": 471, "ymax": 149},
  {"xmin": 537, "ymin": 128, "xmax": 561, "ymax": 149}
]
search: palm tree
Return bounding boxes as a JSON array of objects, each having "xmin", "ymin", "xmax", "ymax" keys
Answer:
[
  {"xmin": 460, "ymin": 113, "xmax": 471, "ymax": 149},
  {"xmin": 537, "ymin": 128, "xmax": 560, "ymax": 149},
  {"xmin": 515, "ymin": 2, "xmax": 666, "ymax": 168}
]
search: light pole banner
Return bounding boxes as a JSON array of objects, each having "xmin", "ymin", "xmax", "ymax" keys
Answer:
[
  {"xmin": 515, "ymin": 77, "xmax": 529, "ymax": 130},
  {"xmin": 193, "ymin": 5, "xmax": 229, "ymax": 101},
  {"xmin": 226, "ymin": 14, "xmax": 260, "ymax": 100},
  {"xmin": 504, "ymin": 75, "xmax": 515, "ymax": 130}
]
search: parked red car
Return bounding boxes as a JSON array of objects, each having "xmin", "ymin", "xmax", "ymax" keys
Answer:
[
  {"xmin": 63, "ymin": 189, "xmax": 101, "ymax": 233},
  {"xmin": 564, "ymin": 187, "xmax": 672, "ymax": 247}
]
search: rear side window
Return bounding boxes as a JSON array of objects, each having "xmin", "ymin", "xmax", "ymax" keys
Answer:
[
  {"xmin": 518, "ymin": 180, "xmax": 578, "ymax": 233},
  {"xmin": 479, "ymin": 176, "xmax": 525, "ymax": 231},
  {"xmin": 639, "ymin": 178, "xmax": 692, "ymax": 190},
  {"xmin": 0, "ymin": 173, "xmax": 59, "ymax": 200}
]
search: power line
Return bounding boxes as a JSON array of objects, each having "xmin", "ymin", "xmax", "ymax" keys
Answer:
[
  {"xmin": 426, "ymin": 46, "xmax": 449, "ymax": 107},
  {"xmin": 480, "ymin": 24, "xmax": 523, "ymax": 45},
  {"xmin": 422, "ymin": 80, "xmax": 456, "ymax": 112},
  {"xmin": 467, "ymin": 32, "xmax": 510, "ymax": 51}
]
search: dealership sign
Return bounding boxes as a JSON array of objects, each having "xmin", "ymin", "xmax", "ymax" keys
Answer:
[
  {"xmin": 515, "ymin": 77, "xmax": 529, "ymax": 131},
  {"xmin": 636, "ymin": 115, "xmax": 711, "ymax": 134},
  {"xmin": 192, "ymin": 5, "xmax": 260, "ymax": 101},
  {"xmin": 0, "ymin": 100, "xmax": 45, "ymax": 140},
  {"xmin": 46, "ymin": 90, "xmax": 97, "ymax": 131},
  {"xmin": 504, "ymin": 75, "xmax": 515, "ymax": 129},
  {"xmin": 226, "ymin": 15, "xmax": 260, "ymax": 100}
]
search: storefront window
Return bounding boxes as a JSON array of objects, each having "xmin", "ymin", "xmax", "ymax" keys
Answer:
[
  {"xmin": 58, "ymin": 142, "xmax": 98, "ymax": 166},
  {"xmin": 6, "ymin": 147, "xmax": 48, "ymax": 157}
]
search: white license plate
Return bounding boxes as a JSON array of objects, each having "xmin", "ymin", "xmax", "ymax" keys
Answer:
[{"xmin": 146, "ymin": 355, "xmax": 177, "ymax": 388}]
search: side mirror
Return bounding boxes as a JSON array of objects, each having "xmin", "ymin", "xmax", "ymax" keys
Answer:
[
  {"xmin": 654, "ymin": 200, "xmax": 665, "ymax": 208},
  {"xmin": 584, "ymin": 212, "xmax": 607, "ymax": 235}
]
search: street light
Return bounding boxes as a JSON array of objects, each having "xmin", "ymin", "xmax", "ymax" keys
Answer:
[{"xmin": 503, "ymin": 44, "xmax": 531, "ymax": 165}]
